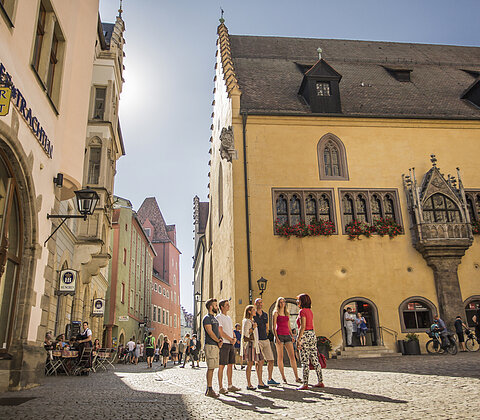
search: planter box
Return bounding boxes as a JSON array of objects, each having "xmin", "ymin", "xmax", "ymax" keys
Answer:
[{"xmin": 404, "ymin": 339, "xmax": 421, "ymax": 355}]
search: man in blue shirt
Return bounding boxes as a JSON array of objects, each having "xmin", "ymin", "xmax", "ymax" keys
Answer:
[{"xmin": 434, "ymin": 315, "xmax": 449, "ymax": 349}]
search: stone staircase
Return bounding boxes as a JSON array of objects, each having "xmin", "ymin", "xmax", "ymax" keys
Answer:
[{"xmin": 332, "ymin": 345, "xmax": 402, "ymax": 359}]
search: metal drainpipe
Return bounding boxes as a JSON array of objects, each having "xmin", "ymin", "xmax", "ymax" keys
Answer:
[{"xmin": 241, "ymin": 111, "xmax": 253, "ymax": 303}]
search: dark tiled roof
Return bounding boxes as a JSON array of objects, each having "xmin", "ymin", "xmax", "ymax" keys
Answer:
[
  {"xmin": 229, "ymin": 35, "xmax": 480, "ymax": 119},
  {"xmin": 137, "ymin": 197, "xmax": 171, "ymax": 243},
  {"xmin": 102, "ymin": 23, "xmax": 115, "ymax": 48},
  {"xmin": 199, "ymin": 202, "xmax": 209, "ymax": 234}
]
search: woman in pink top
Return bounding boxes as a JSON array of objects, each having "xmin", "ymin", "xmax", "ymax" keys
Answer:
[
  {"xmin": 295, "ymin": 293, "xmax": 324, "ymax": 390},
  {"xmin": 273, "ymin": 297, "xmax": 300, "ymax": 383}
]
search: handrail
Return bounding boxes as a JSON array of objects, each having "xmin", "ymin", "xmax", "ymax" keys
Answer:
[
  {"xmin": 328, "ymin": 328, "xmax": 342, "ymax": 340},
  {"xmin": 379, "ymin": 326, "xmax": 398, "ymax": 343}
]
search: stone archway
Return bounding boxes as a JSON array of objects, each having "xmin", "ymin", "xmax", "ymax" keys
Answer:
[{"xmin": 340, "ymin": 297, "xmax": 380, "ymax": 348}]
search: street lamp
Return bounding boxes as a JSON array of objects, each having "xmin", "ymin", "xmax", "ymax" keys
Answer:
[
  {"xmin": 257, "ymin": 276, "xmax": 268, "ymax": 297},
  {"xmin": 44, "ymin": 188, "xmax": 100, "ymax": 246}
]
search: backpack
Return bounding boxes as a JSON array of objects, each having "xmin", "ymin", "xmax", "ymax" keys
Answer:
[{"xmin": 146, "ymin": 336, "xmax": 153, "ymax": 347}]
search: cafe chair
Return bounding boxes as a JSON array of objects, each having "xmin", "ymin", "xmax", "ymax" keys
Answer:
[
  {"xmin": 72, "ymin": 347, "xmax": 93, "ymax": 376},
  {"xmin": 44, "ymin": 349, "xmax": 63, "ymax": 376}
]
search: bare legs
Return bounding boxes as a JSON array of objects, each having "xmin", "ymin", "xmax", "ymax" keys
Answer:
[
  {"xmin": 360, "ymin": 334, "xmax": 366, "ymax": 346},
  {"xmin": 275, "ymin": 341, "xmax": 286, "ymax": 381},
  {"xmin": 206, "ymin": 368, "xmax": 214, "ymax": 387},
  {"xmin": 275, "ymin": 341, "xmax": 299, "ymax": 381},
  {"xmin": 246, "ymin": 361, "xmax": 254, "ymax": 387},
  {"xmin": 255, "ymin": 361, "xmax": 265, "ymax": 386},
  {"xmin": 284, "ymin": 342, "xmax": 300, "ymax": 381}
]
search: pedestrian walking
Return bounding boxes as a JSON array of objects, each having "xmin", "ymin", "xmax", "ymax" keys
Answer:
[
  {"xmin": 273, "ymin": 297, "xmax": 301, "ymax": 383},
  {"xmin": 233, "ymin": 323, "xmax": 243, "ymax": 370},
  {"xmin": 154, "ymin": 345, "xmax": 160, "ymax": 362},
  {"xmin": 170, "ymin": 340, "xmax": 178, "ymax": 364},
  {"xmin": 190, "ymin": 334, "xmax": 200, "ymax": 368},
  {"xmin": 295, "ymin": 293, "xmax": 324, "ymax": 390},
  {"xmin": 134, "ymin": 341, "xmax": 141, "ymax": 364},
  {"xmin": 161, "ymin": 337, "xmax": 170, "ymax": 368},
  {"xmin": 241, "ymin": 304, "xmax": 266, "ymax": 390},
  {"xmin": 254, "ymin": 298, "xmax": 279, "ymax": 385},
  {"xmin": 178, "ymin": 340, "xmax": 185, "ymax": 365},
  {"xmin": 203, "ymin": 298, "xmax": 223, "ymax": 398},
  {"xmin": 181, "ymin": 334, "xmax": 191, "ymax": 368},
  {"xmin": 454, "ymin": 315, "xmax": 468, "ymax": 352},
  {"xmin": 139, "ymin": 342, "xmax": 144, "ymax": 362},
  {"xmin": 126, "ymin": 338, "xmax": 135, "ymax": 364},
  {"xmin": 216, "ymin": 299, "xmax": 241, "ymax": 394},
  {"xmin": 145, "ymin": 332, "xmax": 155, "ymax": 368},
  {"xmin": 344, "ymin": 307, "xmax": 355, "ymax": 347},
  {"xmin": 356, "ymin": 312, "xmax": 368, "ymax": 346}
]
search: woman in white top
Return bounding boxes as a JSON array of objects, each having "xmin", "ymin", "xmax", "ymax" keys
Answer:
[{"xmin": 241, "ymin": 304, "xmax": 264, "ymax": 390}]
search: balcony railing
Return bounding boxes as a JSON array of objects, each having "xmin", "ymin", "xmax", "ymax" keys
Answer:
[{"xmin": 411, "ymin": 222, "xmax": 472, "ymax": 243}]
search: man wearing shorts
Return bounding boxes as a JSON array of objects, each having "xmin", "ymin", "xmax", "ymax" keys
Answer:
[
  {"xmin": 216, "ymin": 299, "xmax": 241, "ymax": 394},
  {"xmin": 144, "ymin": 332, "xmax": 155, "ymax": 368},
  {"xmin": 254, "ymin": 298, "xmax": 279, "ymax": 385},
  {"xmin": 203, "ymin": 298, "xmax": 223, "ymax": 398}
]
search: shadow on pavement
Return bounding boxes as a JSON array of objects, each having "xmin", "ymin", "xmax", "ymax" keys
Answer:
[
  {"xmin": 318, "ymin": 387, "xmax": 407, "ymax": 403},
  {"xmin": 326, "ymin": 352, "xmax": 480, "ymax": 379}
]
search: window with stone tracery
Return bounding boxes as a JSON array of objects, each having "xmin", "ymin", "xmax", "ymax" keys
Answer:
[
  {"xmin": 339, "ymin": 189, "xmax": 402, "ymax": 233},
  {"xmin": 423, "ymin": 194, "xmax": 461, "ymax": 223},
  {"xmin": 465, "ymin": 190, "xmax": 480, "ymax": 222},
  {"xmin": 273, "ymin": 189, "xmax": 336, "ymax": 230},
  {"xmin": 317, "ymin": 133, "xmax": 349, "ymax": 180}
]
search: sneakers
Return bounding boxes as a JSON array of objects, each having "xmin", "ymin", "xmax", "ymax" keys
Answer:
[
  {"xmin": 313, "ymin": 383, "xmax": 325, "ymax": 388},
  {"xmin": 296, "ymin": 384, "xmax": 309, "ymax": 390},
  {"xmin": 258, "ymin": 384, "xmax": 269, "ymax": 389},
  {"xmin": 219, "ymin": 388, "xmax": 228, "ymax": 394},
  {"xmin": 267, "ymin": 379, "xmax": 280, "ymax": 385},
  {"xmin": 227, "ymin": 385, "xmax": 241, "ymax": 392},
  {"xmin": 205, "ymin": 388, "xmax": 219, "ymax": 398}
]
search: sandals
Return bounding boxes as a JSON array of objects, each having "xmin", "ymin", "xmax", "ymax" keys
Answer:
[{"xmin": 247, "ymin": 385, "xmax": 256, "ymax": 391}]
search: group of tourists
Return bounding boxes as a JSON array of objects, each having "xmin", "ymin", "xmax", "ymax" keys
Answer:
[
  {"xmin": 202, "ymin": 294, "xmax": 324, "ymax": 398},
  {"xmin": 343, "ymin": 307, "xmax": 368, "ymax": 347}
]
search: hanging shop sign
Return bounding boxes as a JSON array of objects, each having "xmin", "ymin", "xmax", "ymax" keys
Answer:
[
  {"xmin": 0, "ymin": 87, "xmax": 11, "ymax": 116},
  {"xmin": 58, "ymin": 269, "xmax": 77, "ymax": 294},
  {"xmin": 0, "ymin": 62, "xmax": 53, "ymax": 158},
  {"xmin": 92, "ymin": 298, "xmax": 105, "ymax": 316}
]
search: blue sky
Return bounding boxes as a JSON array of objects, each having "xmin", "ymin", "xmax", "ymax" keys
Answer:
[{"xmin": 99, "ymin": 0, "xmax": 480, "ymax": 313}]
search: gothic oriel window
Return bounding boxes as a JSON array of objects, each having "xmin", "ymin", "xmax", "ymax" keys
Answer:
[
  {"xmin": 273, "ymin": 189, "xmax": 336, "ymax": 230},
  {"xmin": 465, "ymin": 191, "xmax": 480, "ymax": 222},
  {"xmin": 93, "ymin": 87, "xmax": 107, "ymax": 120},
  {"xmin": 339, "ymin": 190, "xmax": 402, "ymax": 234},
  {"xmin": 87, "ymin": 147, "xmax": 101, "ymax": 185},
  {"xmin": 317, "ymin": 133, "xmax": 349, "ymax": 180},
  {"xmin": 423, "ymin": 194, "xmax": 461, "ymax": 223}
]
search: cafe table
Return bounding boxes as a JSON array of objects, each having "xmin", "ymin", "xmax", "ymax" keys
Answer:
[{"xmin": 52, "ymin": 349, "xmax": 79, "ymax": 375}]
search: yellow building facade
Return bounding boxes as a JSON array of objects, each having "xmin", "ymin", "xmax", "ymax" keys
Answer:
[{"xmin": 199, "ymin": 22, "xmax": 480, "ymax": 354}]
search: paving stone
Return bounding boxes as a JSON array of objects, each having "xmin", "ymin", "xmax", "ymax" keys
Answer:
[{"xmin": 0, "ymin": 353, "xmax": 478, "ymax": 419}]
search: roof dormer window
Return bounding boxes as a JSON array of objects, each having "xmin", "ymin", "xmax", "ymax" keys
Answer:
[
  {"xmin": 383, "ymin": 66, "xmax": 412, "ymax": 82},
  {"xmin": 316, "ymin": 81, "xmax": 331, "ymax": 96}
]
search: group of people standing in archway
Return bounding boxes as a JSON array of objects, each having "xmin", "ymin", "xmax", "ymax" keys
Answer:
[{"xmin": 202, "ymin": 294, "xmax": 324, "ymax": 398}]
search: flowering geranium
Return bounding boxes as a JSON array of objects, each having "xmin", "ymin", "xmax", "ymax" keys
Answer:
[
  {"xmin": 373, "ymin": 217, "xmax": 403, "ymax": 238},
  {"xmin": 274, "ymin": 219, "xmax": 335, "ymax": 238},
  {"xmin": 317, "ymin": 336, "xmax": 332, "ymax": 351},
  {"xmin": 472, "ymin": 221, "xmax": 480, "ymax": 235},
  {"xmin": 345, "ymin": 221, "xmax": 374, "ymax": 240}
]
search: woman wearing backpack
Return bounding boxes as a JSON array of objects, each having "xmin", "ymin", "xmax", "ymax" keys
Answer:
[{"xmin": 356, "ymin": 312, "xmax": 368, "ymax": 346}]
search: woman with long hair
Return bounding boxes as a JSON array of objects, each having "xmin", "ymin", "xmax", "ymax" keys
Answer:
[
  {"xmin": 241, "ymin": 304, "xmax": 266, "ymax": 390},
  {"xmin": 161, "ymin": 336, "xmax": 170, "ymax": 368},
  {"xmin": 273, "ymin": 297, "xmax": 300, "ymax": 383},
  {"xmin": 295, "ymin": 293, "xmax": 324, "ymax": 390}
]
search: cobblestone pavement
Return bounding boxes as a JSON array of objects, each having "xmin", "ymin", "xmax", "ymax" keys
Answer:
[{"xmin": 0, "ymin": 352, "xmax": 478, "ymax": 419}]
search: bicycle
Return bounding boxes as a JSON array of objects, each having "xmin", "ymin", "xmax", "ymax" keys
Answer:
[
  {"xmin": 425, "ymin": 330, "xmax": 458, "ymax": 355},
  {"xmin": 464, "ymin": 329, "xmax": 480, "ymax": 352}
]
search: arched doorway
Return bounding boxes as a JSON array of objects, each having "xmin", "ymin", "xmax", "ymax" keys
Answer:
[
  {"xmin": 0, "ymin": 150, "xmax": 23, "ymax": 352},
  {"xmin": 340, "ymin": 297, "xmax": 379, "ymax": 347},
  {"xmin": 464, "ymin": 296, "xmax": 480, "ymax": 328}
]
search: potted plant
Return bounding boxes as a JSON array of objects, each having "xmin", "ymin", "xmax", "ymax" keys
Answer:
[
  {"xmin": 316, "ymin": 336, "xmax": 332, "ymax": 359},
  {"xmin": 404, "ymin": 333, "xmax": 421, "ymax": 355}
]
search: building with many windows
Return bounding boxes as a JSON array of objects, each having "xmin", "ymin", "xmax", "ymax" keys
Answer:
[
  {"xmin": 137, "ymin": 197, "xmax": 181, "ymax": 343},
  {"xmin": 197, "ymin": 21, "xmax": 480, "ymax": 353},
  {"xmin": 104, "ymin": 196, "xmax": 154, "ymax": 348},
  {"xmin": 0, "ymin": 0, "xmax": 100, "ymax": 391}
]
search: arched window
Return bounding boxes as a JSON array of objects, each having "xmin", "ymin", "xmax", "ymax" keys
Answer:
[
  {"xmin": 356, "ymin": 195, "xmax": 368, "ymax": 223},
  {"xmin": 371, "ymin": 195, "xmax": 382, "ymax": 222},
  {"xmin": 399, "ymin": 297, "xmax": 436, "ymax": 332},
  {"xmin": 319, "ymin": 194, "xmax": 331, "ymax": 222},
  {"xmin": 305, "ymin": 195, "xmax": 317, "ymax": 224},
  {"xmin": 343, "ymin": 194, "xmax": 354, "ymax": 224},
  {"xmin": 317, "ymin": 133, "xmax": 349, "ymax": 180},
  {"xmin": 289, "ymin": 195, "xmax": 301, "ymax": 225},
  {"xmin": 384, "ymin": 194, "xmax": 396, "ymax": 220},
  {"xmin": 423, "ymin": 194, "xmax": 461, "ymax": 223},
  {"xmin": 218, "ymin": 164, "xmax": 223, "ymax": 224},
  {"xmin": 466, "ymin": 196, "xmax": 476, "ymax": 222},
  {"xmin": 464, "ymin": 297, "xmax": 480, "ymax": 328},
  {"xmin": 0, "ymin": 151, "xmax": 22, "ymax": 351},
  {"xmin": 276, "ymin": 195, "xmax": 288, "ymax": 225}
]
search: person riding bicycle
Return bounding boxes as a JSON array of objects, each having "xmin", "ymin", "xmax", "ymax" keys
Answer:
[{"xmin": 433, "ymin": 315, "xmax": 449, "ymax": 349}]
